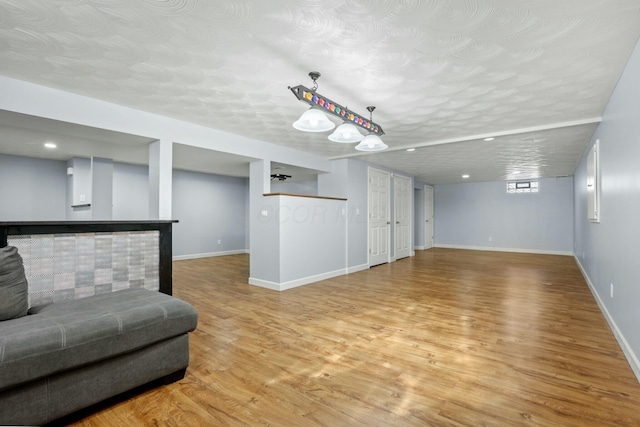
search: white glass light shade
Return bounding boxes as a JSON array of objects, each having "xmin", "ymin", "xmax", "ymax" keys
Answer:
[
  {"xmin": 328, "ymin": 123, "xmax": 364, "ymax": 143},
  {"xmin": 292, "ymin": 108, "xmax": 335, "ymax": 132},
  {"xmin": 355, "ymin": 134, "xmax": 388, "ymax": 152}
]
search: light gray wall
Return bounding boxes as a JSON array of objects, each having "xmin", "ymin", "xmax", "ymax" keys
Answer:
[
  {"xmin": 0, "ymin": 154, "xmax": 250, "ymax": 259},
  {"xmin": 346, "ymin": 159, "xmax": 369, "ymax": 268},
  {"xmin": 244, "ymin": 179, "xmax": 250, "ymax": 251},
  {"xmin": 0, "ymin": 154, "xmax": 67, "ymax": 220},
  {"xmin": 278, "ymin": 195, "xmax": 346, "ymax": 283},
  {"xmin": 115, "ymin": 162, "xmax": 249, "ymax": 256},
  {"xmin": 318, "ymin": 159, "xmax": 369, "ymax": 269},
  {"xmin": 318, "ymin": 160, "xmax": 348, "ymax": 199},
  {"xmin": 172, "ymin": 168, "xmax": 248, "ymax": 258},
  {"xmin": 574, "ymin": 37, "xmax": 640, "ymax": 380},
  {"xmin": 434, "ymin": 177, "xmax": 574, "ymax": 254},
  {"xmin": 66, "ymin": 157, "xmax": 92, "ymax": 220},
  {"xmin": 91, "ymin": 157, "xmax": 113, "ymax": 220},
  {"xmin": 271, "ymin": 180, "xmax": 317, "ymax": 196},
  {"xmin": 113, "ymin": 162, "xmax": 149, "ymax": 220}
]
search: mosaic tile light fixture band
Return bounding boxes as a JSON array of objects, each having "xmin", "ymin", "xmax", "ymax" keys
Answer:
[{"xmin": 8, "ymin": 231, "xmax": 160, "ymax": 307}]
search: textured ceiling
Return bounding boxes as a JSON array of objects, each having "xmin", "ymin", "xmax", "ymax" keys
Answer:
[{"xmin": 1, "ymin": 0, "xmax": 639, "ymax": 184}]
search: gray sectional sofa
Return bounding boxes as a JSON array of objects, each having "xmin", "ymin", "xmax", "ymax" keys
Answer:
[{"xmin": 0, "ymin": 245, "xmax": 198, "ymax": 425}]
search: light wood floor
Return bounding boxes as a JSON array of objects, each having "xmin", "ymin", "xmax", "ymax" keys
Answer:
[{"xmin": 69, "ymin": 249, "xmax": 640, "ymax": 426}]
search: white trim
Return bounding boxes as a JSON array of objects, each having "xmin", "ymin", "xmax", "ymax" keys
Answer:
[
  {"xmin": 347, "ymin": 263, "xmax": 369, "ymax": 274},
  {"xmin": 411, "ymin": 250, "xmax": 416, "ymax": 256},
  {"xmin": 173, "ymin": 249, "xmax": 248, "ymax": 261},
  {"xmin": 434, "ymin": 244, "xmax": 573, "ymax": 256},
  {"xmin": 414, "ymin": 246, "xmax": 425, "ymax": 250},
  {"xmin": 575, "ymin": 256, "xmax": 640, "ymax": 383},
  {"xmin": 249, "ymin": 268, "xmax": 347, "ymax": 291}
]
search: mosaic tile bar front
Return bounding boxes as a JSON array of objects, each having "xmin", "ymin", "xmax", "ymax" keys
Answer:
[{"xmin": 8, "ymin": 231, "xmax": 160, "ymax": 307}]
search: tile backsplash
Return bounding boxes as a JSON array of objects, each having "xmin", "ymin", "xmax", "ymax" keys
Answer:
[{"xmin": 9, "ymin": 231, "xmax": 160, "ymax": 307}]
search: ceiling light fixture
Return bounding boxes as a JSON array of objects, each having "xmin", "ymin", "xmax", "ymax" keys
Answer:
[
  {"xmin": 329, "ymin": 123, "xmax": 364, "ymax": 143},
  {"xmin": 292, "ymin": 108, "xmax": 335, "ymax": 132},
  {"xmin": 289, "ymin": 72, "xmax": 386, "ymax": 150},
  {"xmin": 462, "ymin": 174, "xmax": 470, "ymax": 179},
  {"xmin": 484, "ymin": 137, "xmax": 495, "ymax": 141},
  {"xmin": 406, "ymin": 148, "xmax": 416, "ymax": 152},
  {"xmin": 355, "ymin": 107, "xmax": 388, "ymax": 152},
  {"xmin": 44, "ymin": 142, "xmax": 57, "ymax": 149}
]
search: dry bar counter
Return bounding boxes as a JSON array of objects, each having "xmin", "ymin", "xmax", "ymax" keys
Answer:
[{"xmin": 0, "ymin": 220, "xmax": 176, "ymax": 296}]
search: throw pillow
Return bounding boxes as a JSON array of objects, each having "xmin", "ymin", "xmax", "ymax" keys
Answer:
[{"xmin": 0, "ymin": 246, "xmax": 29, "ymax": 321}]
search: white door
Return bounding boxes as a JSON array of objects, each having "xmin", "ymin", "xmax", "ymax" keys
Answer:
[
  {"xmin": 394, "ymin": 175, "xmax": 411, "ymax": 260},
  {"xmin": 425, "ymin": 185, "xmax": 434, "ymax": 249},
  {"xmin": 368, "ymin": 168, "xmax": 390, "ymax": 266}
]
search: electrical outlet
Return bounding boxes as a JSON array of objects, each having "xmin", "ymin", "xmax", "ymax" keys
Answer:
[
  {"xmin": 217, "ymin": 239, "xmax": 222, "ymax": 245},
  {"xmin": 488, "ymin": 236, "xmax": 492, "ymax": 242},
  {"xmin": 610, "ymin": 283, "xmax": 614, "ymax": 298}
]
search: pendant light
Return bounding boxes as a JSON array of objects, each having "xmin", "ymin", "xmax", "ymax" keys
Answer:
[
  {"xmin": 289, "ymin": 72, "xmax": 387, "ymax": 151},
  {"xmin": 328, "ymin": 122, "xmax": 364, "ymax": 143},
  {"xmin": 355, "ymin": 107, "xmax": 388, "ymax": 151},
  {"xmin": 293, "ymin": 108, "xmax": 335, "ymax": 132}
]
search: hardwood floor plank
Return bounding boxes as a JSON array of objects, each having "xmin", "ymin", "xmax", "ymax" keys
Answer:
[{"xmin": 67, "ymin": 249, "xmax": 640, "ymax": 426}]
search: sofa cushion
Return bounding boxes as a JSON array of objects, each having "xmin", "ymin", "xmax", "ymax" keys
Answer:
[
  {"xmin": 0, "ymin": 246, "xmax": 29, "ymax": 321},
  {"xmin": 0, "ymin": 288, "xmax": 197, "ymax": 392}
]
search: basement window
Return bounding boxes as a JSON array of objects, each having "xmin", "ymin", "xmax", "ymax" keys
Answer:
[{"xmin": 507, "ymin": 180, "xmax": 538, "ymax": 194}]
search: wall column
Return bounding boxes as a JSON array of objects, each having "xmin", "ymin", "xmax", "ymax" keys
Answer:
[
  {"xmin": 149, "ymin": 139, "xmax": 173, "ymax": 220},
  {"xmin": 249, "ymin": 159, "xmax": 280, "ymax": 284}
]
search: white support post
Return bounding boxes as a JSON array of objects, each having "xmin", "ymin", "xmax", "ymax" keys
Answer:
[{"xmin": 149, "ymin": 139, "xmax": 173, "ymax": 220}]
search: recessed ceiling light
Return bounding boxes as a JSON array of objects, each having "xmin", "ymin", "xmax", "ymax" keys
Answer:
[
  {"xmin": 512, "ymin": 171, "xmax": 521, "ymax": 175},
  {"xmin": 406, "ymin": 148, "xmax": 416, "ymax": 152},
  {"xmin": 44, "ymin": 142, "xmax": 57, "ymax": 149},
  {"xmin": 462, "ymin": 174, "xmax": 470, "ymax": 179},
  {"xmin": 483, "ymin": 137, "xmax": 495, "ymax": 141}
]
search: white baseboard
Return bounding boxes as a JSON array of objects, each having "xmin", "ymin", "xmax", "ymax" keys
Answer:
[
  {"xmin": 173, "ymin": 249, "xmax": 248, "ymax": 261},
  {"xmin": 347, "ymin": 263, "xmax": 369, "ymax": 274},
  {"xmin": 414, "ymin": 246, "xmax": 425, "ymax": 251},
  {"xmin": 434, "ymin": 244, "xmax": 573, "ymax": 256},
  {"xmin": 575, "ymin": 256, "xmax": 640, "ymax": 383},
  {"xmin": 249, "ymin": 268, "xmax": 347, "ymax": 291}
]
